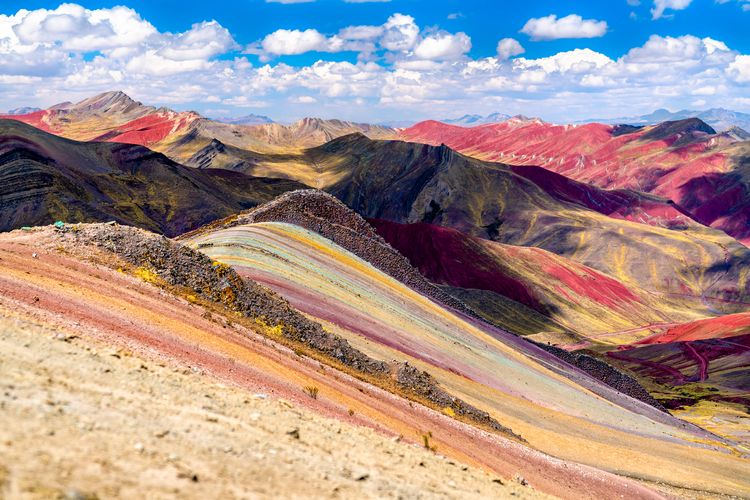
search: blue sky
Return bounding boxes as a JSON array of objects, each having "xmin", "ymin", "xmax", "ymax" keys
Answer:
[{"xmin": 0, "ymin": 0, "xmax": 748, "ymax": 122}]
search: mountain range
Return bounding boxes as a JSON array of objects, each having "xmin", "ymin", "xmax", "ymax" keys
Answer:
[
  {"xmin": 401, "ymin": 118, "xmax": 750, "ymax": 246},
  {"xmin": 583, "ymin": 107, "xmax": 750, "ymax": 133},
  {"xmin": 442, "ymin": 112, "xmax": 513, "ymax": 125},
  {"xmin": 2, "ymin": 90, "xmax": 750, "ymax": 497},
  {"xmin": 440, "ymin": 107, "xmax": 750, "ymax": 132},
  {"xmin": 211, "ymin": 113, "xmax": 274, "ymax": 125}
]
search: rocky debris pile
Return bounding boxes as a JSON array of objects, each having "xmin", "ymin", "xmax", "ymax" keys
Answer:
[
  {"xmin": 395, "ymin": 363, "xmax": 524, "ymax": 441},
  {"xmin": 232, "ymin": 190, "xmax": 477, "ymax": 317},
  {"xmin": 63, "ymin": 223, "xmax": 518, "ymax": 437},
  {"xmin": 71, "ymin": 223, "xmax": 387, "ymax": 376},
  {"xmin": 533, "ymin": 342, "xmax": 667, "ymax": 412}
]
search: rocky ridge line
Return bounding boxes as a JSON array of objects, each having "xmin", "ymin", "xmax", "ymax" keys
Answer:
[{"xmin": 66, "ymin": 223, "xmax": 519, "ymax": 438}]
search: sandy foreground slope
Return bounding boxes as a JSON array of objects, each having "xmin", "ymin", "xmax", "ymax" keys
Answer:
[
  {"xmin": 0, "ymin": 226, "xmax": 676, "ymax": 499},
  {"xmin": 0, "ymin": 302, "xmax": 545, "ymax": 499}
]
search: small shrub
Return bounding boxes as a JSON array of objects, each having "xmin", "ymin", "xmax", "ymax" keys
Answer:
[
  {"xmin": 134, "ymin": 267, "xmax": 159, "ymax": 283},
  {"xmin": 303, "ymin": 385, "xmax": 319, "ymax": 399},
  {"xmin": 255, "ymin": 318, "xmax": 283, "ymax": 337},
  {"xmin": 421, "ymin": 431, "xmax": 437, "ymax": 452},
  {"xmin": 348, "ymin": 408, "xmax": 355, "ymax": 416}
]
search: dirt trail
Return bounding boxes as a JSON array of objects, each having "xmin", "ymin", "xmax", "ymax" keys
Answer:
[{"xmin": 0, "ymin": 228, "xmax": 671, "ymax": 499}]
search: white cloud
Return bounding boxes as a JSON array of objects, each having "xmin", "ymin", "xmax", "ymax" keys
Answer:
[
  {"xmin": 691, "ymin": 85, "xmax": 717, "ymax": 95},
  {"xmin": 624, "ymin": 34, "xmax": 732, "ymax": 66},
  {"xmin": 10, "ymin": 4, "xmax": 156, "ymax": 51},
  {"xmin": 497, "ymin": 38, "xmax": 524, "ymax": 60},
  {"xmin": 727, "ymin": 55, "xmax": 750, "ymax": 82},
  {"xmin": 260, "ymin": 29, "xmax": 327, "ymax": 55},
  {"xmin": 222, "ymin": 95, "xmax": 270, "ymax": 107},
  {"xmin": 247, "ymin": 12, "xmax": 467, "ymax": 62},
  {"xmin": 338, "ymin": 25, "xmax": 383, "ymax": 40},
  {"xmin": 515, "ymin": 49, "xmax": 614, "ymax": 74},
  {"xmin": 125, "ymin": 50, "xmax": 212, "ymax": 76},
  {"xmin": 0, "ymin": 3, "xmax": 236, "ymax": 81},
  {"xmin": 413, "ymin": 32, "xmax": 471, "ymax": 60},
  {"xmin": 651, "ymin": 0, "xmax": 693, "ymax": 19},
  {"xmin": 291, "ymin": 95, "xmax": 317, "ymax": 103},
  {"xmin": 159, "ymin": 21, "xmax": 236, "ymax": 61},
  {"xmin": 0, "ymin": 4, "xmax": 749, "ymax": 124},
  {"xmin": 520, "ymin": 14, "xmax": 608, "ymax": 41},
  {"xmin": 380, "ymin": 13, "xmax": 419, "ymax": 51}
]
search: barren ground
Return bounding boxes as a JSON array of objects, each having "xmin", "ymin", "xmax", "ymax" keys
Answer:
[{"xmin": 0, "ymin": 303, "xmax": 544, "ymax": 499}]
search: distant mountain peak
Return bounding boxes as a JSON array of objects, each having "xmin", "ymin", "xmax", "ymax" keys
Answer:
[
  {"xmin": 5, "ymin": 106, "xmax": 41, "ymax": 115},
  {"xmin": 724, "ymin": 126, "xmax": 750, "ymax": 141},
  {"xmin": 48, "ymin": 101, "xmax": 74, "ymax": 111},
  {"xmin": 581, "ymin": 107, "xmax": 750, "ymax": 133},
  {"xmin": 212, "ymin": 113, "xmax": 274, "ymax": 126},
  {"xmin": 641, "ymin": 117, "xmax": 716, "ymax": 142},
  {"xmin": 73, "ymin": 90, "xmax": 140, "ymax": 111},
  {"xmin": 443, "ymin": 112, "xmax": 512, "ymax": 126}
]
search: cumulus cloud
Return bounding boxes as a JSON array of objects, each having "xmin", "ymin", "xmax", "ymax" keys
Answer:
[
  {"xmin": 520, "ymin": 14, "xmax": 608, "ymax": 41},
  {"xmin": 496, "ymin": 38, "xmax": 524, "ymax": 60},
  {"xmin": 247, "ymin": 13, "xmax": 466, "ymax": 61},
  {"xmin": 160, "ymin": 21, "xmax": 236, "ymax": 61},
  {"xmin": 651, "ymin": 0, "xmax": 693, "ymax": 19},
  {"xmin": 413, "ymin": 32, "xmax": 471, "ymax": 60},
  {"xmin": 515, "ymin": 48, "xmax": 614, "ymax": 74},
  {"xmin": 261, "ymin": 29, "xmax": 328, "ymax": 55},
  {"xmin": 0, "ymin": 4, "xmax": 749, "ymax": 124},
  {"xmin": 0, "ymin": 4, "xmax": 236, "ymax": 81},
  {"xmin": 624, "ymin": 34, "xmax": 732, "ymax": 68},
  {"xmin": 728, "ymin": 55, "xmax": 750, "ymax": 82},
  {"xmin": 380, "ymin": 13, "xmax": 419, "ymax": 51},
  {"xmin": 10, "ymin": 4, "xmax": 156, "ymax": 51}
]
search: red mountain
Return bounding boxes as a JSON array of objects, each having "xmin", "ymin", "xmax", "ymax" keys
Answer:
[{"xmin": 401, "ymin": 118, "xmax": 750, "ymax": 245}]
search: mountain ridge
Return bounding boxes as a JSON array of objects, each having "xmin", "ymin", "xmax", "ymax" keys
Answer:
[
  {"xmin": 0, "ymin": 119, "xmax": 305, "ymax": 235},
  {"xmin": 581, "ymin": 107, "xmax": 750, "ymax": 133}
]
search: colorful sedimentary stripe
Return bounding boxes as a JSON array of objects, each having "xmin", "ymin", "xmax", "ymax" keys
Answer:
[{"xmin": 187, "ymin": 222, "xmax": 750, "ymax": 494}]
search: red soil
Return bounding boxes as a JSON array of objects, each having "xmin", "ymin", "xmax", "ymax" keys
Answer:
[
  {"xmin": 509, "ymin": 165, "xmax": 691, "ymax": 226},
  {"xmin": 401, "ymin": 120, "xmax": 749, "ymax": 244},
  {"xmin": 369, "ymin": 219, "xmax": 641, "ymax": 311},
  {"xmin": 368, "ymin": 219, "xmax": 541, "ymax": 311},
  {"xmin": 637, "ymin": 313, "xmax": 750, "ymax": 345},
  {"xmin": 611, "ymin": 333, "xmax": 750, "ymax": 390},
  {"xmin": 0, "ymin": 110, "xmax": 57, "ymax": 133},
  {"xmin": 540, "ymin": 258, "xmax": 640, "ymax": 309},
  {"xmin": 94, "ymin": 112, "xmax": 196, "ymax": 147}
]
